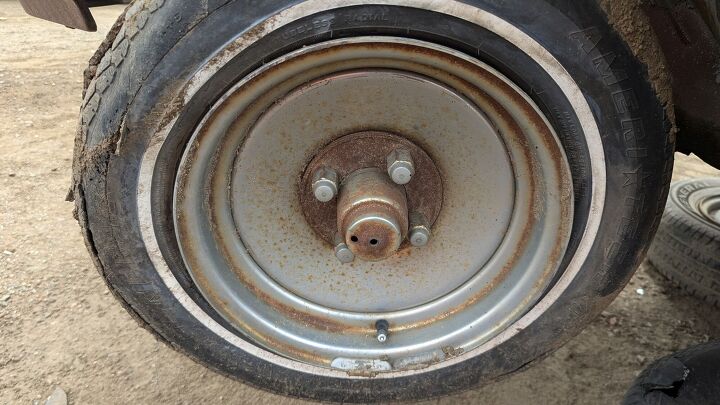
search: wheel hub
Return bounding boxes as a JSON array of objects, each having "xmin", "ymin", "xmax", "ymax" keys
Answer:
[
  {"xmin": 300, "ymin": 130, "xmax": 443, "ymax": 262},
  {"xmin": 299, "ymin": 130, "xmax": 444, "ymax": 256},
  {"xmin": 337, "ymin": 168, "xmax": 409, "ymax": 261}
]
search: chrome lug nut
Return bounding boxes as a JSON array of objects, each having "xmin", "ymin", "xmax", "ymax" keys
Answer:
[
  {"xmin": 312, "ymin": 167, "xmax": 338, "ymax": 202},
  {"xmin": 386, "ymin": 149, "xmax": 415, "ymax": 185},
  {"xmin": 375, "ymin": 320, "xmax": 390, "ymax": 343},
  {"xmin": 409, "ymin": 213, "xmax": 431, "ymax": 247}
]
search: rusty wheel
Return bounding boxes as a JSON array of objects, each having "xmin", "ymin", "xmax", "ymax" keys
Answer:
[
  {"xmin": 75, "ymin": 0, "xmax": 672, "ymax": 401},
  {"xmin": 173, "ymin": 37, "xmax": 573, "ymax": 369}
]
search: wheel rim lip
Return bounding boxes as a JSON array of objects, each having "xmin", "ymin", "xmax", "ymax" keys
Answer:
[
  {"xmin": 700, "ymin": 196, "xmax": 720, "ymax": 226},
  {"xmin": 173, "ymin": 37, "xmax": 574, "ymax": 368},
  {"xmin": 133, "ymin": 0, "xmax": 608, "ymax": 380}
]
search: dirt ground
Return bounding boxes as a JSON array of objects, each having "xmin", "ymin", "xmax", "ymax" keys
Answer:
[{"xmin": 1, "ymin": 2, "xmax": 720, "ymax": 404}]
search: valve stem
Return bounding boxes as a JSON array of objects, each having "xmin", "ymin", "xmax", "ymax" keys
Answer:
[{"xmin": 376, "ymin": 320, "xmax": 390, "ymax": 343}]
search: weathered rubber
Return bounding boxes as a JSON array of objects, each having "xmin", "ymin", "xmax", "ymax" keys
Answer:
[
  {"xmin": 648, "ymin": 179, "xmax": 720, "ymax": 307},
  {"xmin": 623, "ymin": 340, "xmax": 720, "ymax": 404},
  {"xmin": 72, "ymin": 0, "xmax": 674, "ymax": 402}
]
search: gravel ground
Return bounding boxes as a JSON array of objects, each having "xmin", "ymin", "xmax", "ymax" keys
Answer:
[{"xmin": 1, "ymin": 2, "xmax": 720, "ymax": 404}]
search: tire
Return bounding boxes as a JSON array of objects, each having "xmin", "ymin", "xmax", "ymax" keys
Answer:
[
  {"xmin": 623, "ymin": 340, "xmax": 720, "ymax": 405},
  {"xmin": 648, "ymin": 179, "xmax": 720, "ymax": 307},
  {"xmin": 71, "ymin": 0, "xmax": 673, "ymax": 402}
]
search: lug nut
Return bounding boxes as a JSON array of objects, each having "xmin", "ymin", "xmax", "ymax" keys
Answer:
[
  {"xmin": 312, "ymin": 167, "xmax": 338, "ymax": 202},
  {"xmin": 386, "ymin": 149, "xmax": 415, "ymax": 185},
  {"xmin": 409, "ymin": 213, "xmax": 431, "ymax": 247},
  {"xmin": 334, "ymin": 234, "xmax": 355, "ymax": 264},
  {"xmin": 334, "ymin": 242, "xmax": 355, "ymax": 264},
  {"xmin": 376, "ymin": 320, "xmax": 390, "ymax": 343},
  {"xmin": 410, "ymin": 226, "xmax": 430, "ymax": 247}
]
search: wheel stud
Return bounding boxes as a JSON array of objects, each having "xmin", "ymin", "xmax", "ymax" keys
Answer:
[
  {"xmin": 386, "ymin": 149, "xmax": 415, "ymax": 185},
  {"xmin": 409, "ymin": 213, "xmax": 431, "ymax": 247},
  {"xmin": 312, "ymin": 167, "xmax": 338, "ymax": 202},
  {"xmin": 375, "ymin": 320, "xmax": 390, "ymax": 343}
]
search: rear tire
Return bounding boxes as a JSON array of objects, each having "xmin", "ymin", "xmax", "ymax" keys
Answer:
[
  {"xmin": 72, "ymin": 0, "xmax": 673, "ymax": 401},
  {"xmin": 648, "ymin": 179, "xmax": 720, "ymax": 307},
  {"xmin": 623, "ymin": 340, "xmax": 720, "ymax": 405}
]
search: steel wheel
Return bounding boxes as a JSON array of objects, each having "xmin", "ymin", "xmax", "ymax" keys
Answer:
[
  {"xmin": 173, "ymin": 37, "xmax": 573, "ymax": 370},
  {"xmin": 74, "ymin": 0, "xmax": 672, "ymax": 401}
]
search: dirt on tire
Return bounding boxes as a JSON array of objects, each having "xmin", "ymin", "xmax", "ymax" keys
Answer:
[
  {"xmin": 649, "ymin": 179, "xmax": 720, "ymax": 307},
  {"xmin": 1, "ymin": 2, "xmax": 720, "ymax": 404}
]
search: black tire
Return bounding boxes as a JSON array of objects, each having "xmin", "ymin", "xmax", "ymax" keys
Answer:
[
  {"xmin": 648, "ymin": 179, "xmax": 720, "ymax": 307},
  {"xmin": 71, "ymin": 0, "xmax": 673, "ymax": 402},
  {"xmin": 623, "ymin": 340, "xmax": 720, "ymax": 405}
]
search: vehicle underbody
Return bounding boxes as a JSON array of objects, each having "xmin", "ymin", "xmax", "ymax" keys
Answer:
[{"xmin": 20, "ymin": 0, "xmax": 720, "ymax": 169}]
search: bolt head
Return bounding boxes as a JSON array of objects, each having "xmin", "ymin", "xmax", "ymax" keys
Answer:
[
  {"xmin": 314, "ymin": 182, "xmax": 336, "ymax": 202},
  {"xmin": 410, "ymin": 228, "xmax": 430, "ymax": 247},
  {"xmin": 389, "ymin": 165, "xmax": 413, "ymax": 185},
  {"xmin": 386, "ymin": 149, "xmax": 415, "ymax": 185},
  {"xmin": 312, "ymin": 167, "xmax": 338, "ymax": 202},
  {"xmin": 334, "ymin": 243, "xmax": 355, "ymax": 264},
  {"xmin": 409, "ymin": 213, "xmax": 431, "ymax": 247}
]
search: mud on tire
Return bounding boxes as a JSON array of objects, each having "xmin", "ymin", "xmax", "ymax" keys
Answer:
[{"xmin": 72, "ymin": 1, "xmax": 673, "ymax": 402}]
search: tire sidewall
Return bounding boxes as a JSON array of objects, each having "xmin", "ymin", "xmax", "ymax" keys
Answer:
[
  {"xmin": 648, "ymin": 179, "xmax": 720, "ymax": 307},
  {"xmin": 669, "ymin": 179, "xmax": 720, "ymax": 233},
  {"xmin": 79, "ymin": 0, "xmax": 671, "ymax": 401}
]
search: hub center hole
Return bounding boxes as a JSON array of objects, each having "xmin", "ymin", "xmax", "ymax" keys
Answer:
[{"xmin": 370, "ymin": 239, "xmax": 379, "ymax": 246}]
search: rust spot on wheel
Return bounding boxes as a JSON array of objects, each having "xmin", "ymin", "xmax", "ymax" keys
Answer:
[{"xmin": 299, "ymin": 131, "xmax": 443, "ymax": 247}]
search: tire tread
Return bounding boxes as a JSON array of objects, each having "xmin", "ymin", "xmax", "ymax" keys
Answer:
[{"xmin": 648, "ymin": 180, "xmax": 720, "ymax": 308}]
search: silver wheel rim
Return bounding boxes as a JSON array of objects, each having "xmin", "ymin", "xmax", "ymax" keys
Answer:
[
  {"xmin": 699, "ymin": 195, "xmax": 720, "ymax": 227},
  {"xmin": 173, "ymin": 37, "xmax": 574, "ymax": 371},
  {"xmin": 675, "ymin": 179, "xmax": 720, "ymax": 229}
]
